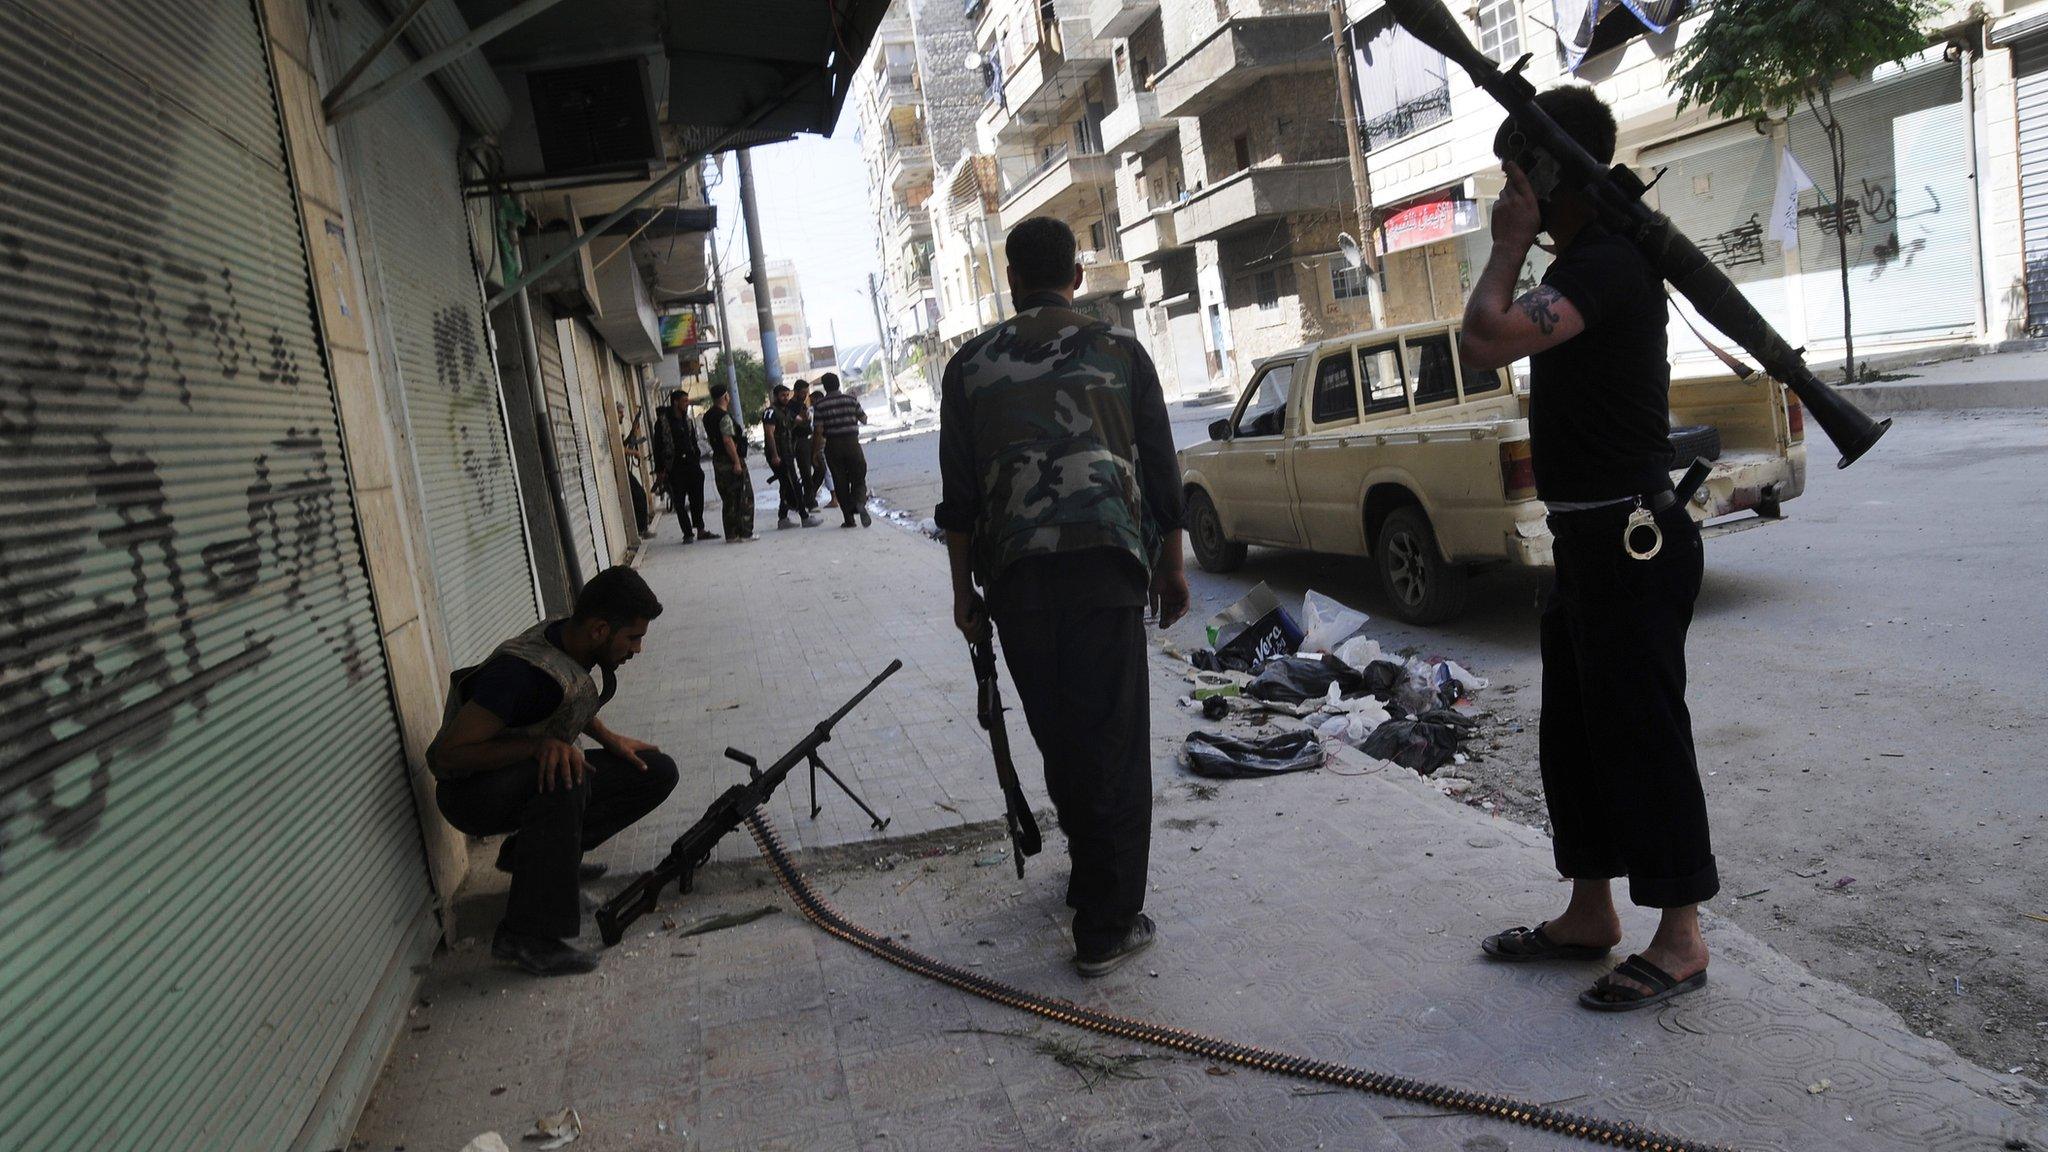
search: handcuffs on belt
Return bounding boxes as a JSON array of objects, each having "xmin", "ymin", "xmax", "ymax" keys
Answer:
[{"xmin": 1624, "ymin": 457, "xmax": 1716, "ymax": 562}]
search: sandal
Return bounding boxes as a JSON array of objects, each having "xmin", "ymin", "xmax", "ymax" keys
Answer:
[
  {"xmin": 1481, "ymin": 922, "xmax": 1613, "ymax": 963},
  {"xmin": 1578, "ymin": 954, "xmax": 1707, "ymax": 1012}
]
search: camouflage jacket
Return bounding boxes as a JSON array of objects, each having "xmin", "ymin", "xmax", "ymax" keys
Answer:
[{"xmin": 933, "ymin": 291, "xmax": 1184, "ymax": 590}]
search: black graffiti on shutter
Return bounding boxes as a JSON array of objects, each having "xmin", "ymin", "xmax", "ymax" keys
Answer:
[
  {"xmin": 1704, "ymin": 214, "xmax": 1766, "ymax": 269},
  {"xmin": 433, "ymin": 304, "xmax": 502, "ymax": 513},
  {"xmin": 0, "ymin": 222, "xmax": 369, "ymax": 875}
]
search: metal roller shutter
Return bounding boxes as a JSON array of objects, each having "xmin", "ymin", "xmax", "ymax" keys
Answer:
[
  {"xmin": 0, "ymin": 1, "xmax": 428, "ymax": 1149},
  {"xmin": 2015, "ymin": 42, "xmax": 2048, "ymax": 333},
  {"xmin": 1644, "ymin": 126, "xmax": 1796, "ymax": 372},
  {"xmin": 1789, "ymin": 62, "xmax": 1978, "ymax": 348},
  {"xmin": 532, "ymin": 315, "xmax": 604, "ymax": 580},
  {"xmin": 324, "ymin": 0, "xmax": 538, "ymax": 667},
  {"xmin": 564, "ymin": 322, "xmax": 628, "ymax": 561}
]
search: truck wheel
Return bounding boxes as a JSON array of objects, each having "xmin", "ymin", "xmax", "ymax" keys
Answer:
[
  {"xmin": 1186, "ymin": 490, "xmax": 1246, "ymax": 573},
  {"xmin": 1377, "ymin": 506, "xmax": 1469, "ymax": 625}
]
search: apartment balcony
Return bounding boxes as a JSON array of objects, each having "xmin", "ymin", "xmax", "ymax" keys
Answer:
[
  {"xmin": 1152, "ymin": 14, "xmax": 1327, "ymax": 119},
  {"xmin": 888, "ymin": 204, "xmax": 932, "ymax": 250},
  {"xmin": 1173, "ymin": 158, "xmax": 1350, "ymax": 243},
  {"xmin": 1074, "ymin": 252, "xmax": 1133, "ymax": 302},
  {"xmin": 975, "ymin": 16, "xmax": 1114, "ymax": 149},
  {"xmin": 877, "ymin": 61, "xmax": 920, "ymax": 108},
  {"xmin": 939, "ymin": 291, "xmax": 1003, "ymax": 343},
  {"xmin": 885, "ymin": 138, "xmax": 932, "ymax": 194},
  {"xmin": 1087, "ymin": 0, "xmax": 1158, "ymax": 39},
  {"xmin": 1100, "ymin": 86, "xmax": 1173, "ymax": 154},
  {"xmin": 1117, "ymin": 202, "xmax": 1181, "ymax": 262},
  {"xmin": 997, "ymin": 144, "xmax": 1115, "ymax": 228}
]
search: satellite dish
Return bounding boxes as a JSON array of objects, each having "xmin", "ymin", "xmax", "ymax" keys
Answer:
[
  {"xmin": 1337, "ymin": 232, "xmax": 1365, "ymax": 271},
  {"xmin": 963, "ymin": 51, "xmax": 984, "ymax": 71}
]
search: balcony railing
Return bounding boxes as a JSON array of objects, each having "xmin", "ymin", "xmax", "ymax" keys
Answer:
[{"xmin": 1361, "ymin": 87, "xmax": 1452, "ymax": 151}]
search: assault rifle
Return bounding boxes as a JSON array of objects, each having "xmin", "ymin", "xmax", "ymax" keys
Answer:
[
  {"xmin": 596, "ymin": 659, "xmax": 901, "ymax": 946},
  {"xmin": 1382, "ymin": 0, "xmax": 1891, "ymax": 469},
  {"xmin": 970, "ymin": 638, "xmax": 1042, "ymax": 879}
]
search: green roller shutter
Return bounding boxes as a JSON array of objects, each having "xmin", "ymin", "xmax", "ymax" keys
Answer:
[
  {"xmin": 533, "ymin": 313, "xmax": 604, "ymax": 580},
  {"xmin": 324, "ymin": 0, "xmax": 538, "ymax": 666},
  {"xmin": 0, "ymin": 1, "xmax": 430, "ymax": 1150}
]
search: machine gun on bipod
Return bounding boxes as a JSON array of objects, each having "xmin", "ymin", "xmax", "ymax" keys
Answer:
[
  {"xmin": 596, "ymin": 659, "xmax": 901, "ymax": 946},
  {"xmin": 1382, "ymin": 0, "xmax": 1891, "ymax": 469}
]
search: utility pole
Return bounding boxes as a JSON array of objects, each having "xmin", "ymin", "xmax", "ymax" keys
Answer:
[
  {"xmin": 866, "ymin": 272, "xmax": 901, "ymax": 420},
  {"xmin": 708, "ymin": 224, "xmax": 741, "ymax": 420},
  {"xmin": 1329, "ymin": 0, "xmax": 1387, "ymax": 327},
  {"xmin": 737, "ymin": 148, "xmax": 782, "ymax": 390}
]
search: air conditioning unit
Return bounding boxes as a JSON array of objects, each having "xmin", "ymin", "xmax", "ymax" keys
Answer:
[
  {"xmin": 495, "ymin": 54, "xmax": 664, "ymax": 181},
  {"xmin": 523, "ymin": 221, "xmax": 598, "ymax": 315}
]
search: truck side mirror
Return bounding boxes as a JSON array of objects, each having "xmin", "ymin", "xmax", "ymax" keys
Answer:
[{"xmin": 1208, "ymin": 419, "xmax": 1230, "ymax": 442}]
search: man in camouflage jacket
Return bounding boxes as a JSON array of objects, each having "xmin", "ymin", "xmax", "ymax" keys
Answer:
[{"xmin": 935, "ymin": 216, "xmax": 1189, "ymax": 977}]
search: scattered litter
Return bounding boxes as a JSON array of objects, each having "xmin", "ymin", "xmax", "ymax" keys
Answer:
[
  {"xmin": 462, "ymin": 1135, "xmax": 512, "ymax": 1152},
  {"xmin": 1201, "ymin": 696, "xmax": 1230, "ymax": 721},
  {"xmin": 975, "ymin": 849, "xmax": 1009, "ymax": 868},
  {"xmin": 1734, "ymin": 888, "xmax": 1771, "ymax": 901},
  {"xmin": 525, "ymin": 1108, "xmax": 582, "ymax": 1150},
  {"xmin": 1955, "ymin": 977, "xmax": 1965, "ymax": 995},
  {"xmin": 1204, "ymin": 1065, "xmax": 1235, "ymax": 1077},
  {"xmin": 1807, "ymin": 1078, "xmax": 1832, "ymax": 1095},
  {"xmin": 490, "ymin": 1086, "xmax": 508, "ymax": 1097},
  {"xmin": 1205, "ymin": 583, "xmax": 1302, "ymax": 669},
  {"xmin": 1183, "ymin": 730, "xmax": 1324, "ymax": 778},
  {"xmin": 1245, "ymin": 654, "xmax": 1370, "ymax": 705},
  {"xmin": 2023, "ymin": 912, "xmax": 2048, "ymax": 925},
  {"xmin": 1331, "ymin": 635, "xmax": 1384, "ymax": 672},
  {"xmin": 675, "ymin": 906, "xmax": 778, "ymax": 938},
  {"xmin": 1298, "ymin": 590, "xmax": 1369, "ymax": 654},
  {"xmin": 1184, "ymin": 781, "xmax": 1220, "ymax": 801},
  {"xmin": 1832, "ymin": 877, "xmax": 1857, "ymax": 891},
  {"xmin": 1792, "ymin": 864, "xmax": 1828, "ymax": 878},
  {"xmin": 1189, "ymin": 672, "xmax": 1245, "ymax": 699}
]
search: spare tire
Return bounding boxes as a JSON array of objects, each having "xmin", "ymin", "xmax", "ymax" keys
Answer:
[{"xmin": 1667, "ymin": 423, "xmax": 1722, "ymax": 467}]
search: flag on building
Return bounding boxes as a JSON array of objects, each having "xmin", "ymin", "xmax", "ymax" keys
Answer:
[{"xmin": 1770, "ymin": 144, "xmax": 1814, "ymax": 253}]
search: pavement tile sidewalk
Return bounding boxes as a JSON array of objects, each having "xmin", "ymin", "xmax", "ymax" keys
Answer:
[{"xmin": 352, "ymin": 517, "xmax": 2044, "ymax": 1152}]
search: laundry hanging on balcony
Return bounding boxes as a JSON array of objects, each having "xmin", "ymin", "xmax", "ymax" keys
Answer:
[{"xmin": 1553, "ymin": 0, "xmax": 1690, "ymax": 72}]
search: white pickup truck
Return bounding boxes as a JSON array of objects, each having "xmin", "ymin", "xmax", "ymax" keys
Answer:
[{"xmin": 1177, "ymin": 318, "xmax": 1807, "ymax": 624}]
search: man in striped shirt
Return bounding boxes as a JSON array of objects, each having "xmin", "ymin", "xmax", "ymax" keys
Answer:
[{"xmin": 811, "ymin": 372, "xmax": 871, "ymax": 528}]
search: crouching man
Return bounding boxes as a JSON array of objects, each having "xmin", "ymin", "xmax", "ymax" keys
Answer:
[{"xmin": 429, "ymin": 567, "xmax": 680, "ymax": 976}]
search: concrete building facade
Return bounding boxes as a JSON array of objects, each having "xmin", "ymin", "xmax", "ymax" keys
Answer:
[
  {"xmin": 866, "ymin": 0, "xmax": 2048, "ymax": 403},
  {"xmin": 722, "ymin": 257, "xmax": 815, "ymax": 380}
]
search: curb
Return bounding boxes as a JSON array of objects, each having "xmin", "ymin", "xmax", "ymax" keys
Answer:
[{"xmin": 1844, "ymin": 377, "xmax": 2048, "ymax": 416}]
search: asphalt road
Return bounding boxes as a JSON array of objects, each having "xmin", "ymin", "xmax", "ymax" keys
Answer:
[{"xmin": 857, "ymin": 404, "xmax": 2048, "ymax": 1080}]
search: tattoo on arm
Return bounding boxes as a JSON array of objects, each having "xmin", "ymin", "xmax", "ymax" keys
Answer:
[{"xmin": 1515, "ymin": 286, "xmax": 1565, "ymax": 336}]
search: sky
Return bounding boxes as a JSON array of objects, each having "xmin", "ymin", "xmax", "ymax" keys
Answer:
[{"xmin": 708, "ymin": 103, "xmax": 883, "ymax": 354}]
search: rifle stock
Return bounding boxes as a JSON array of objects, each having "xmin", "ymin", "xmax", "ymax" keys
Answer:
[
  {"xmin": 595, "ymin": 659, "xmax": 902, "ymax": 945},
  {"xmin": 1381, "ymin": 0, "xmax": 1890, "ymax": 469}
]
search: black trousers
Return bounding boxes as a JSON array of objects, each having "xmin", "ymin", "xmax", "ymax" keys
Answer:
[
  {"xmin": 824, "ymin": 436, "xmax": 867, "ymax": 524},
  {"xmin": 992, "ymin": 601, "xmax": 1152, "ymax": 955},
  {"xmin": 793, "ymin": 438, "xmax": 822, "ymax": 505},
  {"xmin": 1540, "ymin": 502, "xmax": 1717, "ymax": 908},
  {"xmin": 771, "ymin": 455, "xmax": 810, "ymax": 518},
  {"xmin": 628, "ymin": 473, "xmax": 650, "ymax": 534},
  {"xmin": 667, "ymin": 456, "xmax": 707, "ymax": 534},
  {"xmin": 436, "ymin": 749, "xmax": 680, "ymax": 939}
]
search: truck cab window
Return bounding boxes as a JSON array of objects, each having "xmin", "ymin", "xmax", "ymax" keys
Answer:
[
  {"xmin": 1311, "ymin": 351, "xmax": 1360, "ymax": 425},
  {"xmin": 1360, "ymin": 343, "xmax": 1406, "ymax": 413},
  {"xmin": 1234, "ymin": 362, "xmax": 1295, "ymax": 437},
  {"xmin": 1406, "ymin": 334, "xmax": 1459, "ymax": 407}
]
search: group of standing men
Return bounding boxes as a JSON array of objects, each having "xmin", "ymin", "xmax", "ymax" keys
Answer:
[
  {"xmin": 758, "ymin": 373, "xmax": 874, "ymax": 530},
  {"xmin": 643, "ymin": 373, "xmax": 872, "ymax": 545}
]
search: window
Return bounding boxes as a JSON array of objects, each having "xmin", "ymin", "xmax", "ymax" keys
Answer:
[
  {"xmin": 1405, "ymin": 334, "xmax": 1460, "ymax": 406},
  {"xmin": 1331, "ymin": 261, "xmax": 1371, "ymax": 301},
  {"xmin": 1233, "ymin": 362, "xmax": 1294, "ymax": 437},
  {"xmin": 1477, "ymin": 0, "xmax": 1520, "ymax": 65},
  {"xmin": 1090, "ymin": 220, "xmax": 1106, "ymax": 250},
  {"xmin": 778, "ymin": 323, "xmax": 794, "ymax": 337},
  {"xmin": 1254, "ymin": 270, "xmax": 1279, "ymax": 313},
  {"xmin": 772, "ymin": 286, "xmax": 787, "ymax": 299},
  {"xmin": 1358, "ymin": 342, "xmax": 1406, "ymax": 412},
  {"xmin": 1310, "ymin": 351, "xmax": 1359, "ymax": 425},
  {"xmin": 1232, "ymin": 134, "xmax": 1252, "ymax": 173},
  {"xmin": 1352, "ymin": 10, "xmax": 1451, "ymax": 150}
]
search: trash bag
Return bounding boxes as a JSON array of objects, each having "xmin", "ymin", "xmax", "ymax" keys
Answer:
[
  {"xmin": 1184, "ymin": 730, "xmax": 1324, "ymax": 778},
  {"xmin": 1359, "ymin": 659, "xmax": 1406, "ymax": 701},
  {"xmin": 1299, "ymin": 590, "xmax": 1369, "ymax": 654},
  {"xmin": 1332, "ymin": 636, "xmax": 1384, "ymax": 671},
  {"xmin": 1244, "ymin": 654, "xmax": 1367, "ymax": 704},
  {"xmin": 1360, "ymin": 714, "xmax": 1467, "ymax": 775},
  {"xmin": 1190, "ymin": 647, "xmax": 1258, "ymax": 674}
]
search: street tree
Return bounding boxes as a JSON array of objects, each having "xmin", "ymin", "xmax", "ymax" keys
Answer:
[
  {"xmin": 1669, "ymin": 0, "xmax": 1934, "ymax": 383},
  {"xmin": 710, "ymin": 348, "xmax": 771, "ymax": 419}
]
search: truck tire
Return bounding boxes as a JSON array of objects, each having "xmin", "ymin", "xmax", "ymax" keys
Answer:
[
  {"xmin": 1186, "ymin": 489, "xmax": 1246, "ymax": 573},
  {"xmin": 1667, "ymin": 424, "xmax": 1722, "ymax": 467},
  {"xmin": 1376, "ymin": 505, "xmax": 1469, "ymax": 626}
]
